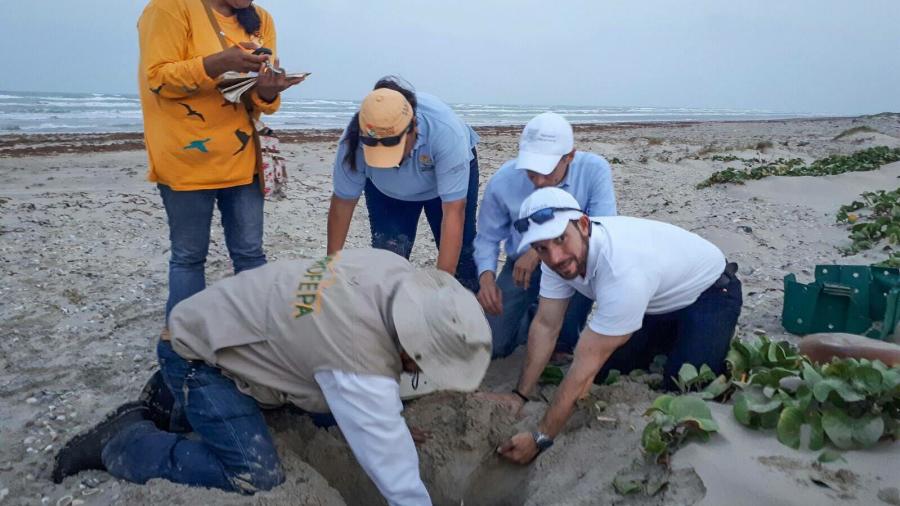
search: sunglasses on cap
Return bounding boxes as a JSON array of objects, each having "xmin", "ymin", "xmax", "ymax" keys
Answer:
[
  {"xmin": 513, "ymin": 207, "xmax": 583, "ymax": 233},
  {"xmin": 359, "ymin": 120, "xmax": 414, "ymax": 147}
]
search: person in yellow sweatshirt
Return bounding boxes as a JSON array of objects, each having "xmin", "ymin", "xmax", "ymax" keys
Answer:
[{"xmin": 137, "ymin": 0, "xmax": 303, "ymax": 320}]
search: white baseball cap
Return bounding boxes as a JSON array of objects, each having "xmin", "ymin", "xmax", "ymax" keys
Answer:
[
  {"xmin": 516, "ymin": 187, "xmax": 585, "ymax": 254},
  {"xmin": 515, "ymin": 112, "xmax": 574, "ymax": 175},
  {"xmin": 392, "ymin": 269, "xmax": 492, "ymax": 391}
]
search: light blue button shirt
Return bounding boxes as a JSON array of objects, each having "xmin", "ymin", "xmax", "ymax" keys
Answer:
[
  {"xmin": 332, "ymin": 93, "xmax": 479, "ymax": 202},
  {"xmin": 474, "ymin": 151, "xmax": 617, "ymax": 275}
]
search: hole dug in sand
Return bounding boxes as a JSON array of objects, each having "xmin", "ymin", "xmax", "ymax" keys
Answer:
[{"xmin": 269, "ymin": 381, "xmax": 708, "ymax": 506}]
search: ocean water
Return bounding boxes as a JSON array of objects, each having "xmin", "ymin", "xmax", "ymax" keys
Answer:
[{"xmin": 0, "ymin": 90, "xmax": 824, "ymax": 135}]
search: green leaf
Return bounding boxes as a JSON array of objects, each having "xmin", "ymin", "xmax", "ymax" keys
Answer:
[
  {"xmin": 822, "ymin": 407, "xmax": 855, "ymax": 449},
  {"xmin": 650, "ymin": 394, "xmax": 675, "ymax": 413},
  {"xmin": 726, "ymin": 347, "xmax": 749, "ymax": 379},
  {"xmin": 698, "ymin": 364, "xmax": 716, "ymax": 383},
  {"xmin": 613, "ymin": 476, "xmax": 642, "ymax": 495},
  {"xmin": 733, "ymin": 393, "xmax": 752, "ymax": 426},
  {"xmin": 851, "ymin": 365, "xmax": 883, "ymax": 394},
  {"xmin": 817, "ymin": 450, "xmax": 845, "ymax": 464},
  {"xmin": 539, "ymin": 365, "xmax": 565, "ymax": 386},
  {"xmin": 741, "ymin": 386, "xmax": 783, "ymax": 414},
  {"xmin": 604, "ymin": 369, "xmax": 621, "ymax": 386},
  {"xmin": 699, "ymin": 375, "xmax": 731, "ymax": 400},
  {"xmin": 808, "ymin": 411, "xmax": 825, "ymax": 451},
  {"xmin": 641, "ymin": 424, "xmax": 667, "ymax": 456},
  {"xmin": 776, "ymin": 407, "xmax": 804, "ymax": 449},
  {"xmin": 853, "ymin": 414, "xmax": 885, "ymax": 448},
  {"xmin": 669, "ymin": 396, "xmax": 719, "ymax": 432},
  {"xmin": 813, "ymin": 378, "xmax": 865, "ymax": 403},
  {"xmin": 678, "ymin": 363, "xmax": 699, "ymax": 386}
]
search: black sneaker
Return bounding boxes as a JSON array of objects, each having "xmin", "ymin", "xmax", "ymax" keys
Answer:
[
  {"xmin": 139, "ymin": 370, "xmax": 177, "ymax": 432},
  {"xmin": 52, "ymin": 401, "xmax": 149, "ymax": 483}
]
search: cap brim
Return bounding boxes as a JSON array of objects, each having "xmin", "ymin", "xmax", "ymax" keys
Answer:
[
  {"xmin": 392, "ymin": 272, "xmax": 491, "ymax": 392},
  {"xmin": 362, "ymin": 139, "xmax": 406, "ymax": 168},
  {"xmin": 515, "ymin": 151, "xmax": 562, "ymax": 175},
  {"xmin": 516, "ymin": 211, "xmax": 582, "ymax": 255}
]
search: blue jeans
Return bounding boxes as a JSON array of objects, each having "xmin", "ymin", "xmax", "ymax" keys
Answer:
[
  {"xmin": 158, "ymin": 178, "xmax": 266, "ymax": 320},
  {"xmin": 102, "ymin": 341, "xmax": 284, "ymax": 493},
  {"xmin": 596, "ymin": 271, "xmax": 743, "ymax": 390},
  {"xmin": 488, "ymin": 261, "xmax": 594, "ymax": 358},
  {"xmin": 364, "ymin": 149, "xmax": 480, "ymax": 292}
]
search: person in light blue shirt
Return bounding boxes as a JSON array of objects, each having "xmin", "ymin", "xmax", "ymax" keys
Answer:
[
  {"xmin": 475, "ymin": 112, "xmax": 617, "ymax": 358},
  {"xmin": 327, "ymin": 76, "xmax": 481, "ymax": 291}
]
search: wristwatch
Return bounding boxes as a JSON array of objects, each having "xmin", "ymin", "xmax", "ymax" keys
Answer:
[{"xmin": 532, "ymin": 431, "xmax": 554, "ymax": 454}]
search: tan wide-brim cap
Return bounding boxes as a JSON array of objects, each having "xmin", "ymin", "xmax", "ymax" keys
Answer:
[
  {"xmin": 358, "ymin": 88, "xmax": 413, "ymax": 168},
  {"xmin": 392, "ymin": 269, "xmax": 492, "ymax": 392}
]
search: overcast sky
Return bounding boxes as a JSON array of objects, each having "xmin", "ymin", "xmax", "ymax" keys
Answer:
[{"xmin": 1, "ymin": 0, "xmax": 898, "ymax": 114}]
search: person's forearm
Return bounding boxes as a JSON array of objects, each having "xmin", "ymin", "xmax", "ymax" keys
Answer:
[
  {"xmin": 538, "ymin": 333, "xmax": 628, "ymax": 437},
  {"xmin": 436, "ymin": 201, "xmax": 465, "ymax": 274},
  {"xmin": 538, "ymin": 352, "xmax": 606, "ymax": 437},
  {"xmin": 327, "ymin": 194, "xmax": 357, "ymax": 255},
  {"xmin": 516, "ymin": 318, "xmax": 561, "ymax": 396}
]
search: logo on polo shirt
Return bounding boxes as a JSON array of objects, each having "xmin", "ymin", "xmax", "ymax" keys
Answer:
[{"xmin": 292, "ymin": 254, "xmax": 339, "ymax": 318}]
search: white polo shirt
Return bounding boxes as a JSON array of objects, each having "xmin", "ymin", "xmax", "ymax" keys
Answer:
[{"xmin": 539, "ymin": 216, "xmax": 726, "ymax": 336}]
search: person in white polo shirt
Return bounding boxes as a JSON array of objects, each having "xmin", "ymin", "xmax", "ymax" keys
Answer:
[
  {"xmin": 474, "ymin": 112, "xmax": 616, "ymax": 359},
  {"xmin": 493, "ymin": 188, "xmax": 742, "ymax": 464}
]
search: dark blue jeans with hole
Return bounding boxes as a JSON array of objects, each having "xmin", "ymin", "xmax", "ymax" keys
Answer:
[
  {"xmin": 101, "ymin": 341, "xmax": 284, "ymax": 493},
  {"xmin": 595, "ymin": 272, "xmax": 743, "ymax": 389},
  {"xmin": 364, "ymin": 149, "xmax": 480, "ymax": 292}
]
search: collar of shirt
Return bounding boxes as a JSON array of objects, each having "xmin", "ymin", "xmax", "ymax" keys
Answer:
[{"xmin": 412, "ymin": 110, "xmax": 428, "ymax": 152}]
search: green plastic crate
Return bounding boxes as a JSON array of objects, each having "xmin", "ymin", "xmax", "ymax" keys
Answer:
[{"xmin": 782, "ymin": 264, "xmax": 900, "ymax": 341}]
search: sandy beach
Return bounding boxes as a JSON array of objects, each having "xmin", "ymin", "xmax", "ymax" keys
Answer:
[{"xmin": 2, "ymin": 115, "xmax": 900, "ymax": 505}]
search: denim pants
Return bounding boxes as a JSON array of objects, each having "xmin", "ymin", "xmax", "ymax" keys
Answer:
[
  {"xmin": 364, "ymin": 149, "xmax": 480, "ymax": 292},
  {"xmin": 488, "ymin": 261, "xmax": 594, "ymax": 358},
  {"xmin": 158, "ymin": 178, "xmax": 266, "ymax": 320},
  {"xmin": 596, "ymin": 272, "xmax": 743, "ymax": 390},
  {"xmin": 102, "ymin": 341, "xmax": 284, "ymax": 493}
]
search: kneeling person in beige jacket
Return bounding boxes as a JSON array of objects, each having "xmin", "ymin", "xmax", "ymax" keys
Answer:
[{"xmin": 54, "ymin": 248, "xmax": 492, "ymax": 505}]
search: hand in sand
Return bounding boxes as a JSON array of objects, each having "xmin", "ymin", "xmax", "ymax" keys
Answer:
[
  {"xmin": 477, "ymin": 271, "xmax": 503, "ymax": 315},
  {"xmin": 475, "ymin": 392, "xmax": 525, "ymax": 415},
  {"xmin": 408, "ymin": 425, "xmax": 432, "ymax": 446},
  {"xmin": 256, "ymin": 58, "xmax": 306, "ymax": 102},
  {"xmin": 497, "ymin": 432, "xmax": 539, "ymax": 464},
  {"xmin": 512, "ymin": 249, "xmax": 540, "ymax": 289}
]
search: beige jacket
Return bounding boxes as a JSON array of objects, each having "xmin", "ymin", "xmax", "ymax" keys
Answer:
[{"xmin": 170, "ymin": 249, "xmax": 413, "ymax": 413}]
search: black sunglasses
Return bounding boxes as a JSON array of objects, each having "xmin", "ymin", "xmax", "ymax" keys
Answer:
[
  {"xmin": 359, "ymin": 120, "xmax": 414, "ymax": 147},
  {"xmin": 514, "ymin": 207, "xmax": 582, "ymax": 233}
]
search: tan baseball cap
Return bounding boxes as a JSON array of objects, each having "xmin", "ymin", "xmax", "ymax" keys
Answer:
[
  {"xmin": 358, "ymin": 88, "xmax": 414, "ymax": 168},
  {"xmin": 392, "ymin": 269, "xmax": 492, "ymax": 391}
]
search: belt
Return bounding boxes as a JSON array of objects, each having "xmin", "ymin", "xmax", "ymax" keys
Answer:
[{"xmin": 713, "ymin": 262, "xmax": 739, "ymax": 289}]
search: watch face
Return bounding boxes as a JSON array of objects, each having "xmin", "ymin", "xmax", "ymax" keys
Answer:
[{"xmin": 533, "ymin": 431, "xmax": 554, "ymax": 450}]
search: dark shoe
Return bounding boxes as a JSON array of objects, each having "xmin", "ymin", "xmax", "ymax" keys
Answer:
[
  {"xmin": 139, "ymin": 370, "xmax": 176, "ymax": 432},
  {"xmin": 52, "ymin": 401, "xmax": 149, "ymax": 483}
]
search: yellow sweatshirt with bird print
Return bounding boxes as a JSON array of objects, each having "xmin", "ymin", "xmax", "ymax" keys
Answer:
[{"xmin": 138, "ymin": 0, "xmax": 281, "ymax": 190}]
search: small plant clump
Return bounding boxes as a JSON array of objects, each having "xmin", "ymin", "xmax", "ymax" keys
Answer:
[
  {"xmin": 640, "ymin": 336, "xmax": 900, "ymax": 460},
  {"xmin": 836, "ymin": 188, "xmax": 900, "ymax": 254},
  {"xmin": 641, "ymin": 394, "xmax": 719, "ymax": 463},
  {"xmin": 727, "ymin": 336, "xmax": 900, "ymax": 452},
  {"xmin": 833, "ymin": 125, "xmax": 878, "ymax": 141},
  {"xmin": 697, "ymin": 146, "xmax": 900, "ymax": 188}
]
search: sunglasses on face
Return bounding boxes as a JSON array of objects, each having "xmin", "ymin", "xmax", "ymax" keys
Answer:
[
  {"xmin": 513, "ymin": 207, "xmax": 583, "ymax": 233},
  {"xmin": 359, "ymin": 120, "xmax": 414, "ymax": 147}
]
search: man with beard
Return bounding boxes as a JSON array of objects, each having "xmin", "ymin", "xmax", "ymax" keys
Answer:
[{"xmin": 492, "ymin": 188, "xmax": 742, "ymax": 464}]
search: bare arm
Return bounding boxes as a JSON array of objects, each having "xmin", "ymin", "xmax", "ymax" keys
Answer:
[
  {"xmin": 499, "ymin": 328, "xmax": 631, "ymax": 464},
  {"xmin": 538, "ymin": 330, "xmax": 630, "ymax": 438},
  {"xmin": 516, "ymin": 296, "xmax": 570, "ymax": 396},
  {"xmin": 327, "ymin": 194, "xmax": 359, "ymax": 255},
  {"xmin": 436, "ymin": 199, "xmax": 466, "ymax": 274}
]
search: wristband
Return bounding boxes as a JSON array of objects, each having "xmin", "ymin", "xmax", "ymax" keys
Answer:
[{"xmin": 512, "ymin": 389, "xmax": 529, "ymax": 403}]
